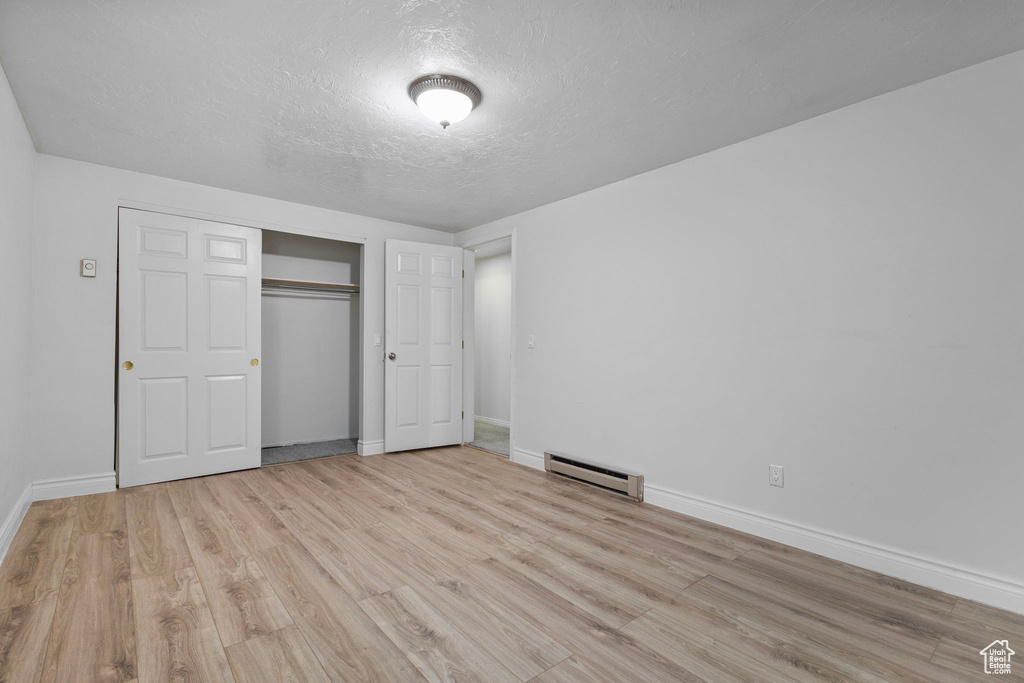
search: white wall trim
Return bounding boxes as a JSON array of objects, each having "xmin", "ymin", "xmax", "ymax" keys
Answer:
[
  {"xmin": 0, "ymin": 483, "xmax": 33, "ymax": 565},
  {"xmin": 645, "ymin": 483, "xmax": 1024, "ymax": 616},
  {"xmin": 33, "ymin": 471, "xmax": 117, "ymax": 502},
  {"xmin": 474, "ymin": 415, "xmax": 511, "ymax": 428},
  {"xmin": 357, "ymin": 439, "xmax": 385, "ymax": 456},
  {"xmin": 511, "ymin": 447, "xmax": 545, "ymax": 471}
]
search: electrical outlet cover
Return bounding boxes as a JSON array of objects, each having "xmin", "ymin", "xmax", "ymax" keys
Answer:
[{"xmin": 769, "ymin": 464, "xmax": 784, "ymax": 488}]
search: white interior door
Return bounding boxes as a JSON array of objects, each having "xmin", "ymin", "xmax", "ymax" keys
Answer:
[
  {"xmin": 118, "ymin": 209, "xmax": 262, "ymax": 487},
  {"xmin": 385, "ymin": 240, "xmax": 465, "ymax": 452}
]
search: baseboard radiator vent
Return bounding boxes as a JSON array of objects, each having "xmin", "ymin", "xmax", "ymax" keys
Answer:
[{"xmin": 544, "ymin": 452, "xmax": 644, "ymax": 502}]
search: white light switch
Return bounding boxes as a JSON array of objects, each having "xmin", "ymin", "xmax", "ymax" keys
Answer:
[
  {"xmin": 80, "ymin": 259, "xmax": 97, "ymax": 278},
  {"xmin": 374, "ymin": 334, "xmax": 382, "ymax": 347}
]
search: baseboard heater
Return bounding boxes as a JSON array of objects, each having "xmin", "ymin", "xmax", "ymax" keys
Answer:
[{"xmin": 544, "ymin": 452, "xmax": 644, "ymax": 502}]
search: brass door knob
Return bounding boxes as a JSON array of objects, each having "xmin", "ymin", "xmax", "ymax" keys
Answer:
[
  {"xmin": 250, "ymin": 358, "xmax": 259, "ymax": 367},
  {"xmin": 122, "ymin": 361, "xmax": 134, "ymax": 370}
]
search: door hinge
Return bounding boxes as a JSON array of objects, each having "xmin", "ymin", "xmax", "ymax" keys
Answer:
[
  {"xmin": 462, "ymin": 269, "xmax": 465, "ymax": 278},
  {"xmin": 462, "ymin": 411, "xmax": 464, "ymax": 419},
  {"xmin": 462, "ymin": 340, "xmax": 464, "ymax": 348}
]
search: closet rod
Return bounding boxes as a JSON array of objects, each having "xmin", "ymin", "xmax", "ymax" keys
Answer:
[{"xmin": 261, "ymin": 278, "xmax": 360, "ymax": 294}]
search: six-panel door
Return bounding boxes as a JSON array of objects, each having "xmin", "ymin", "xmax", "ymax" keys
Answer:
[
  {"xmin": 117, "ymin": 209, "xmax": 262, "ymax": 487},
  {"xmin": 385, "ymin": 239, "xmax": 465, "ymax": 452}
]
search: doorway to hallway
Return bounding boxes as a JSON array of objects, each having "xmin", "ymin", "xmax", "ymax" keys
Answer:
[{"xmin": 467, "ymin": 237, "xmax": 512, "ymax": 456}]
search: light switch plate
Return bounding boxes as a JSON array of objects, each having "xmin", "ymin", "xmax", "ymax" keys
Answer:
[{"xmin": 80, "ymin": 259, "xmax": 97, "ymax": 278}]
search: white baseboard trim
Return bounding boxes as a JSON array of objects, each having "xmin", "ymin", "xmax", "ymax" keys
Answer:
[
  {"xmin": 645, "ymin": 483, "xmax": 1024, "ymax": 616},
  {"xmin": 357, "ymin": 440, "xmax": 385, "ymax": 456},
  {"xmin": 511, "ymin": 448, "xmax": 544, "ymax": 471},
  {"xmin": 474, "ymin": 415, "xmax": 511, "ymax": 428},
  {"xmin": 0, "ymin": 483, "xmax": 33, "ymax": 565},
  {"xmin": 262, "ymin": 436, "xmax": 358, "ymax": 449},
  {"xmin": 33, "ymin": 471, "xmax": 117, "ymax": 502}
]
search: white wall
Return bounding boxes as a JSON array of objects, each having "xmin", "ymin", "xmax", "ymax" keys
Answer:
[
  {"xmin": 0, "ymin": 58, "xmax": 35, "ymax": 557},
  {"xmin": 29, "ymin": 155, "xmax": 453, "ymax": 493},
  {"xmin": 262, "ymin": 232, "xmax": 360, "ymax": 447},
  {"xmin": 457, "ymin": 51, "xmax": 1024, "ymax": 611},
  {"xmin": 474, "ymin": 252, "xmax": 512, "ymax": 424}
]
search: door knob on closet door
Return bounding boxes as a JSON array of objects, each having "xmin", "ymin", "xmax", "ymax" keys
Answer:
[
  {"xmin": 388, "ymin": 352, "xmax": 397, "ymax": 360},
  {"xmin": 250, "ymin": 358, "xmax": 259, "ymax": 366},
  {"xmin": 122, "ymin": 361, "xmax": 134, "ymax": 371}
]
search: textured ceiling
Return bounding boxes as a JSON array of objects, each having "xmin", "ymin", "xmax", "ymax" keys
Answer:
[{"xmin": 1, "ymin": 2, "xmax": 1023, "ymax": 232}]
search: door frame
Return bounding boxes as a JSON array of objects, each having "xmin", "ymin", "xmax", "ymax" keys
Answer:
[
  {"xmin": 457, "ymin": 228, "xmax": 517, "ymax": 457},
  {"xmin": 114, "ymin": 202, "xmax": 366, "ymax": 485}
]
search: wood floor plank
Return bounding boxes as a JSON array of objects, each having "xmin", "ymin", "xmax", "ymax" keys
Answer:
[
  {"xmin": 686, "ymin": 575, "xmax": 970, "ymax": 683},
  {"xmin": 177, "ymin": 508, "xmax": 293, "ymax": 646},
  {"xmin": 544, "ymin": 524, "xmax": 706, "ymax": 592},
  {"xmin": 313, "ymin": 533, "xmax": 408, "ymax": 602},
  {"xmin": 291, "ymin": 466, "xmax": 385, "ymax": 529},
  {"xmin": 254, "ymin": 542, "xmax": 424, "ymax": 682},
  {"xmin": 132, "ymin": 567, "xmax": 234, "ymax": 682},
  {"xmin": 359, "ymin": 584, "xmax": 520, "ymax": 683},
  {"xmin": 376, "ymin": 504, "xmax": 491, "ymax": 572},
  {"xmin": 73, "ymin": 491, "xmax": 126, "ymax": 539},
  {"xmin": 738, "ymin": 548, "xmax": 957, "ymax": 624},
  {"xmin": 952, "ymin": 598, "xmax": 1024, "ymax": 639},
  {"xmin": 619, "ymin": 608, "xmax": 793, "ymax": 683},
  {"xmin": 533, "ymin": 535, "xmax": 701, "ymax": 611},
  {"xmin": 0, "ymin": 598, "xmax": 57, "ymax": 683},
  {"xmin": 408, "ymin": 575, "xmax": 571, "ymax": 681},
  {"xmin": 206, "ymin": 475, "xmax": 298, "ymax": 552},
  {"xmin": 755, "ymin": 542, "xmax": 958, "ymax": 615},
  {"xmin": 407, "ymin": 499, "xmax": 531, "ymax": 559},
  {"xmin": 271, "ymin": 496, "xmax": 351, "ymax": 557},
  {"xmin": 589, "ymin": 517, "xmax": 735, "ymax": 576},
  {"xmin": 313, "ymin": 548, "xmax": 405, "ymax": 602},
  {"xmin": 930, "ymin": 636, "xmax": 1024, "ymax": 682},
  {"xmin": 125, "ymin": 487, "xmax": 192, "ymax": 579},
  {"xmin": 729, "ymin": 550, "xmax": 986, "ymax": 651},
  {"xmin": 488, "ymin": 494, "xmax": 595, "ymax": 537},
  {"xmin": 41, "ymin": 530, "xmax": 136, "ymax": 682},
  {"xmin": 597, "ymin": 505, "xmax": 750, "ymax": 559},
  {"xmin": 458, "ymin": 558, "xmax": 704, "ymax": 682},
  {"xmin": 0, "ymin": 500, "xmax": 77, "ymax": 609},
  {"xmin": 166, "ymin": 476, "xmax": 223, "ymax": 519},
  {"xmin": 646, "ymin": 598, "xmax": 887, "ymax": 683},
  {"xmin": 232, "ymin": 466, "xmax": 313, "ymax": 502},
  {"xmin": 225, "ymin": 625, "xmax": 331, "ymax": 683},
  {"xmin": 495, "ymin": 544, "xmax": 653, "ymax": 628},
  {"xmin": 407, "ymin": 479, "xmax": 553, "ymax": 544},
  {"xmin": 343, "ymin": 525, "xmax": 454, "ymax": 585},
  {"xmin": 529, "ymin": 654, "xmax": 620, "ymax": 683},
  {"xmin": 4, "ymin": 444, "xmax": 1023, "ymax": 682}
]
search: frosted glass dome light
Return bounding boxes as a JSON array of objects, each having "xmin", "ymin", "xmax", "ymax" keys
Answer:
[{"xmin": 409, "ymin": 75, "xmax": 482, "ymax": 129}]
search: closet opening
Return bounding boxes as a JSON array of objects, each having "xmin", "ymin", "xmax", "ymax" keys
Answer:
[
  {"xmin": 261, "ymin": 230, "xmax": 361, "ymax": 466},
  {"xmin": 467, "ymin": 237, "xmax": 512, "ymax": 457}
]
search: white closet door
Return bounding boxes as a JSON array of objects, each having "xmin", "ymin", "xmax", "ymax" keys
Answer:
[
  {"xmin": 117, "ymin": 209, "xmax": 262, "ymax": 487},
  {"xmin": 384, "ymin": 239, "xmax": 464, "ymax": 452}
]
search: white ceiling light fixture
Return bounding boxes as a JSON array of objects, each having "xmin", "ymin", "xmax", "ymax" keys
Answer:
[{"xmin": 409, "ymin": 75, "xmax": 482, "ymax": 129}]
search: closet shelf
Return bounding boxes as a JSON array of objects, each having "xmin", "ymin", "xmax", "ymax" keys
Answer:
[{"xmin": 261, "ymin": 278, "xmax": 360, "ymax": 294}]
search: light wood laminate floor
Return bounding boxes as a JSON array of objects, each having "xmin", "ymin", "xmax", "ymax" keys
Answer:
[{"xmin": 0, "ymin": 446, "xmax": 1020, "ymax": 681}]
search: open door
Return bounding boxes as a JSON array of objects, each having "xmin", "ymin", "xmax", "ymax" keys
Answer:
[
  {"xmin": 384, "ymin": 239, "xmax": 465, "ymax": 452},
  {"xmin": 117, "ymin": 209, "xmax": 262, "ymax": 487}
]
